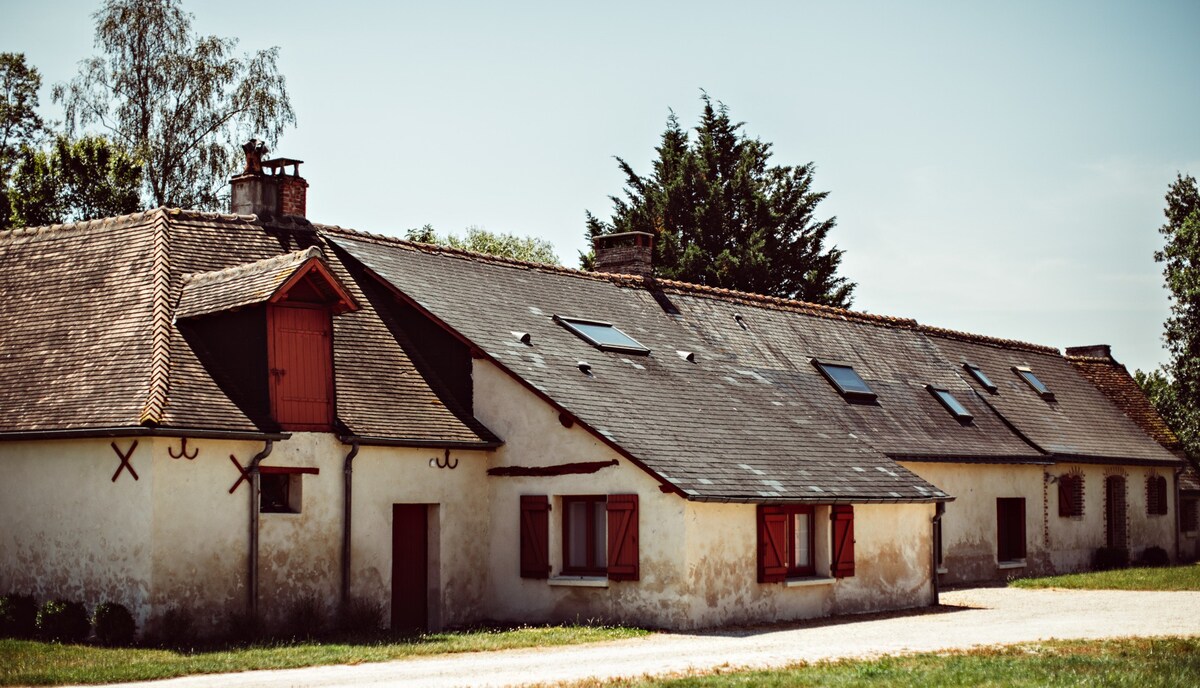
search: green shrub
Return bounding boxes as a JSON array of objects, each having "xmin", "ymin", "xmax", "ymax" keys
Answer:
[
  {"xmin": 37, "ymin": 599, "xmax": 91, "ymax": 643},
  {"xmin": 155, "ymin": 606, "xmax": 195, "ymax": 648},
  {"xmin": 1140, "ymin": 546, "xmax": 1170, "ymax": 567},
  {"xmin": 1094, "ymin": 546, "xmax": 1130, "ymax": 571},
  {"xmin": 283, "ymin": 595, "xmax": 326, "ymax": 639},
  {"xmin": 94, "ymin": 602, "xmax": 137, "ymax": 645},
  {"xmin": 338, "ymin": 597, "xmax": 383, "ymax": 635},
  {"xmin": 0, "ymin": 593, "xmax": 39, "ymax": 638}
]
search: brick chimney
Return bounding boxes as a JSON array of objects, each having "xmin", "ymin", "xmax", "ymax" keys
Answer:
[
  {"xmin": 230, "ymin": 139, "xmax": 307, "ymax": 218},
  {"xmin": 1065, "ymin": 344, "xmax": 1113, "ymax": 360},
  {"xmin": 593, "ymin": 231, "xmax": 654, "ymax": 277}
]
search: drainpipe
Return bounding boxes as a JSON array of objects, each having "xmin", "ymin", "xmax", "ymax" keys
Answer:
[
  {"xmin": 341, "ymin": 439, "xmax": 360, "ymax": 611},
  {"xmin": 931, "ymin": 502, "xmax": 946, "ymax": 606},
  {"xmin": 1175, "ymin": 466, "xmax": 1184, "ymax": 563},
  {"xmin": 247, "ymin": 440, "xmax": 273, "ymax": 623}
]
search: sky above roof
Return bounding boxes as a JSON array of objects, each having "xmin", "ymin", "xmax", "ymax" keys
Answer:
[{"xmin": 4, "ymin": 0, "xmax": 1198, "ymax": 376}]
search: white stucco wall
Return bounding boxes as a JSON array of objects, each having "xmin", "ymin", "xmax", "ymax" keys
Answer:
[
  {"xmin": 900, "ymin": 460, "xmax": 1181, "ymax": 584},
  {"xmin": 349, "ymin": 442, "xmax": 490, "ymax": 631},
  {"xmin": 475, "ymin": 360, "xmax": 936, "ymax": 630},
  {"xmin": 0, "ymin": 438, "xmax": 155, "ymax": 628}
]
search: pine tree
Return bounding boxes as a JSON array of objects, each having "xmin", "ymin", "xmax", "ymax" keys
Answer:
[{"xmin": 585, "ymin": 95, "xmax": 855, "ymax": 307}]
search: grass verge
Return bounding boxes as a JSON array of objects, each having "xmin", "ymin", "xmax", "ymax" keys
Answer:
[
  {"xmin": 557, "ymin": 637, "xmax": 1200, "ymax": 687},
  {"xmin": 0, "ymin": 625, "xmax": 647, "ymax": 686},
  {"xmin": 1010, "ymin": 563, "xmax": 1200, "ymax": 591}
]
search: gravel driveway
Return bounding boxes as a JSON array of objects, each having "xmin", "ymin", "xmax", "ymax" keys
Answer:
[{"xmin": 89, "ymin": 587, "xmax": 1200, "ymax": 688}]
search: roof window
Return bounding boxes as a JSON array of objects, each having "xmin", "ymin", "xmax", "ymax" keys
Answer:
[
  {"xmin": 963, "ymin": 363, "xmax": 997, "ymax": 393},
  {"xmin": 1014, "ymin": 367, "xmax": 1055, "ymax": 401},
  {"xmin": 554, "ymin": 316, "xmax": 650, "ymax": 354},
  {"xmin": 927, "ymin": 386, "xmax": 974, "ymax": 421},
  {"xmin": 812, "ymin": 359, "xmax": 876, "ymax": 401}
]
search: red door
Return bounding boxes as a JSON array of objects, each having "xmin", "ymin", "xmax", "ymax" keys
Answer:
[
  {"xmin": 391, "ymin": 504, "xmax": 428, "ymax": 633},
  {"xmin": 268, "ymin": 305, "xmax": 333, "ymax": 430}
]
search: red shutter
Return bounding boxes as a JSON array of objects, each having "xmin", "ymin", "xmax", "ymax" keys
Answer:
[
  {"xmin": 757, "ymin": 505, "xmax": 787, "ymax": 583},
  {"xmin": 830, "ymin": 504, "xmax": 856, "ymax": 578},
  {"xmin": 519, "ymin": 495, "xmax": 550, "ymax": 579},
  {"xmin": 268, "ymin": 305, "xmax": 334, "ymax": 430},
  {"xmin": 606, "ymin": 494, "xmax": 639, "ymax": 581}
]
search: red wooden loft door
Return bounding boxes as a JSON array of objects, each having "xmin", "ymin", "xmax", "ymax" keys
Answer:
[{"xmin": 268, "ymin": 304, "xmax": 334, "ymax": 430}]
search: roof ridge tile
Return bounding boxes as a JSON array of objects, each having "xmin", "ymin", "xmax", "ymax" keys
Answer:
[{"xmin": 180, "ymin": 245, "xmax": 323, "ymax": 287}]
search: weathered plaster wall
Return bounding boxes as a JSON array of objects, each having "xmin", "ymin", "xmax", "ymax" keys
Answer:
[
  {"xmin": 473, "ymin": 359, "xmax": 690, "ymax": 628},
  {"xmin": 147, "ymin": 436, "xmax": 254, "ymax": 635},
  {"xmin": 900, "ymin": 461, "xmax": 1181, "ymax": 584},
  {"xmin": 898, "ymin": 462, "xmax": 1050, "ymax": 584},
  {"xmin": 679, "ymin": 502, "xmax": 934, "ymax": 627},
  {"xmin": 0, "ymin": 438, "xmax": 155, "ymax": 628},
  {"xmin": 350, "ymin": 442, "xmax": 491, "ymax": 631},
  {"xmin": 475, "ymin": 360, "xmax": 935, "ymax": 630}
]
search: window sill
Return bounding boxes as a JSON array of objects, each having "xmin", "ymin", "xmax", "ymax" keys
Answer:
[
  {"xmin": 784, "ymin": 576, "xmax": 835, "ymax": 588},
  {"xmin": 936, "ymin": 567, "xmax": 949, "ymax": 575},
  {"xmin": 997, "ymin": 560, "xmax": 1026, "ymax": 570},
  {"xmin": 548, "ymin": 576, "xmax": 608, "ymax": 588}
]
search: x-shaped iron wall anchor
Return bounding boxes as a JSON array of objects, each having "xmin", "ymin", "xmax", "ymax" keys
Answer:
[
  {"xmin": 229, "ymin": 454, "xmax": 251, "ymax": 494},
  {"xmin": 110, "ymin": 441, "xmax": 139, "ymax": 482},
  {"xmin": 168, "ymin": 437, "xmax": 198, "ymax": 460}
]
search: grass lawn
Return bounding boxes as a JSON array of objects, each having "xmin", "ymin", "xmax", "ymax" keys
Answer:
[
  {"xmin": 0, "ymin": 625, "xmax": 647, "ymax": 686},
  {"xmin": 1010, "ymin": 563, "xmax": 1200, "ymax": 591},
  {"xmin": 560, "ymin": 637, "xmax": 1200, "ymax": 687}
]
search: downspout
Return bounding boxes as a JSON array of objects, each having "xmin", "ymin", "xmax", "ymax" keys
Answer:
[
  {"xmin": 931, "ymin": 502, "xmax": 946, "ymax": 606},
  {"xmin": 1175, "ymin": 466, "xmax": 1184, "ymax": 563},
  {"xmin": 247, "ymin": 440, "xmax": 273, "ymax": 624},
  {"xmin": 341, "ymin": 439, "xmax": 360, "ymax": 611}
]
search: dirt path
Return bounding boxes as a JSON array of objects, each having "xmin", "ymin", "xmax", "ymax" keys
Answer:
[{"xmin": 87, "ymin": 588, "xmax": 1200, "ymax": 688}]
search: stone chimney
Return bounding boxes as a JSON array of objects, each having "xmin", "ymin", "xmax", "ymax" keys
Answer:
[
  {"xmin": 1064, "ymin": 344, "xmax": 1113, "ymax": 360},
  {"xmin": 593, "ymin": 231, "xmax": 654, "ymax": 277},
  {"xmin": 230, "ymin": 139, "xmax": 308, "ymax": 218}
]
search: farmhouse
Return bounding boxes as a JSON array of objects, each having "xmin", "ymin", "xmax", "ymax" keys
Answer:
[{"xmin": 0, "ymin": 147, "xmax": 1189, "ymax": 636}]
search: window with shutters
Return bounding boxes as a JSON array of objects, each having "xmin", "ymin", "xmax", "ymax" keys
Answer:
[
  {"xmin": 526, "ymin": 493, "xmax": 639, "ymax": 581},
  {"xmin": 1182, "ymin": 498, "xmax": 1198, "ymax": 533},
  {"xmin": 1058, "ymin": 473, "xmax": 1084, "ymax": 518},
  {"xmin": 757, "ymin": 504, "xmax": 854, "ymax": 583},
  {"xmin": 996, "ymin": 498, "xmax": 1026, "ymax": 563},
  {"xmin": 1146, "ymin": 475, "xmax": 1168, "ymax": 516}
]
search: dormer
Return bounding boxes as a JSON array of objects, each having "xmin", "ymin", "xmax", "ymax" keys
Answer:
[{"xmin": 176, "ymin": 247, "xmax": 358, "ymax": 432}]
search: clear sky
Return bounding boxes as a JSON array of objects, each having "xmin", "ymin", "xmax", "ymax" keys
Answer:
[{"xmin": 4, "ymin": 1, "xmax": 1198, "ymax": 374}]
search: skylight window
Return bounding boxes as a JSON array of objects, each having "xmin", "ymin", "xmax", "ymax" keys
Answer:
[
  {"xmin": 927, "ymin": 386, "xmax": 974, "ymax": 421},
  {"xmin": 554, "ymin": 316, "xmax": 650, "ymax": 354},
  {"xmin": 812, "ymin": 359, "xmax": 876, "ymax": 401},
  {"xmin": 963, "ymin": 363, "xmax": 997, "ymax": 393},
  {"xmin": 1014, "ymin": 367, "xmax": 1055, "ymax": 401}
]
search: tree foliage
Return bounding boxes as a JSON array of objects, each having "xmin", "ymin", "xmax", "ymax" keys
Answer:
[
  {"xmin": 585, "ymin": 95, "xmax": 855, "ymax": 307},
  {"xmin": 6, "ymin": 135, "xmax": 142, "ymax": 228},
  {"xmin": 405, "ymin": 224, "xmax": 560, "ymax": 264},
  {"xmin": 1141, "ymin": 173, "xmax": 1200, "ymax": 460},
  {"xmin": 0, "ymin": 52, "xmax": 45, "ymax": 181},
  {"xmin": 54, "ymin": 0, "xmax": 295, "ymax": 210}
]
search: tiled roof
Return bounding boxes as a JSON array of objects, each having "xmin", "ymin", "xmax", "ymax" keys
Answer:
[
  {"xmin": 175, "ymin": 246, "xmax": 328, "ymax": 320},
  {"xmin": 1063, "ymin": 351, "xmax": 1181, "ymax": 450},
  {"xmin": 0, "ymin": 210, "xmax": 496, "ymax": 447},
  {"xmin": 324, "ymin": 224, "xmax": 1181, "ymax": 501}
]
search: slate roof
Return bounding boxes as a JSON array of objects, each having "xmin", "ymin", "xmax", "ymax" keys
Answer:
[
  {"xmin": 0, "ymin": 209, "xmax": 496, "ymax": 447},
  {"xmin": 324, "ymin": 224, "xmax": 1182, "ymax": 501}
]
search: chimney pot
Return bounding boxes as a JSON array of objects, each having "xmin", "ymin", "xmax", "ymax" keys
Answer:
[{"xmin": 592, "ymin": 231, "xmax": 654, "ymax": 277}]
